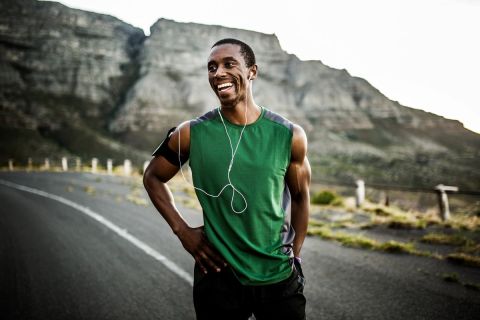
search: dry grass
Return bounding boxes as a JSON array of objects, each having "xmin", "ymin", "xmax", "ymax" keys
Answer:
[
  {"xmin": 125, "ymin": 187, "xmax": 149, "ymax": 206},
  {"xmin": 440, "ymin": 272, "xmax": 480, "ymax": 291},
  {"xmin": 445, "ymin": 253, "xmax": 480, "ymax": 268},
  {"xmin": 458, "ymin": 244, "xmax": 480, "ymax": 255},
  {"xmin": 126, "ymin": 194, "xmax": 148, "ymax": 206},
  {"xmin": 364, "ymin": 203, "xmax": 439, "ymax": 230},
  {"xmin": 421, "ymin": 233, "xmax": 473, "ymax": 246},
  {"xmin": 361, "ymin": 202, "xmax": 480, "ymax": 232},
  {"xmin": 307, "ymin": 226, "xmax": 419, "ymax": 255},
  {"xmin": 442, "ymin": 215, "xmax": 480, "ymax": 231},
  {"xmin": 442, "ymin": 272, "xmax": 460, "ymax": 283},
  {"xmin": 378, "ymin": 240, "xmax": 416, "ymax": 253},
  {"xmin": 84, "ymin": 185, "xmax": 96, "ymax": 195},
  {"xmin": 463, "ymin": 282, "xmax": 480, "ymax": 291}
]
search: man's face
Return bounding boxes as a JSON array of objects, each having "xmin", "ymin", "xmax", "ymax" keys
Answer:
[{"xmin": 207, "ymin": 44, "xmax": 252, "ymax": 107}]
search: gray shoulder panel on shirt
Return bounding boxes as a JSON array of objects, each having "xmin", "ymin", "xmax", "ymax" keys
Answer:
[
  {"xmin": 263, "ymin": 109, "xmax": 294, "ymax": 131},
  {"xmin": 190, "ymin": 109, "xmax": 218, "ymax": 127}
]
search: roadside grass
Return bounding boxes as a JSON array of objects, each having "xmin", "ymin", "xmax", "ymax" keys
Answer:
[
  {"xmin": 84, "ymin": 185, "xmax": 96, "ymax": 195},
  {"xmin": 126, "ymin": 194, "xmax": 148, "ymax": 206},
  {"xmin": 362, "ymin": 203, "xmax": 437, "ymax": 230},
  {"xmin": 366, "ymin": 203, "xmax": 480, "ymax": 231},
  {"xmin": 311, "ymin": 190, "xmax": 343, "ymax": 206},
  {"xmin": 442, "ymin": 272, "xmax": 460, "ymax": 283},
  {"xmin": 458, "ymin": 244, "xmax": 480, "ymax": 255},
  {"xmin": 182, "ymin": 186, "xmax": 197, "ymax": 198},
  {"xmin": 310, "ymin": 199, "xmax": 480, "ymax": 259},
  {"xmin": 421, "ymin": 233, "xmax": 474, "ymax": 246},
  {"xmin": 443, "ymin": 215, "xmax": 480, "ymax": 231},
  {"xmin": 445, "ymin": 253, "xmax": 480, "ymax": 268},
  {"xmin": 167, "ymin": 175, "xmax": 202, "ymax": 210},
  {"xmin": 307, "ymin": 226, "xmax": 420, "ymax": 255},
  {"xmin": 125, "ymin": 186, "xmax": 148, "ymax": 206},
  {"xmin": 179, "ymin": 197, "xmax": 202, "ymax": 210},
  {"xmin": 441, "ymin": 272, "xmax": 480, "ymax": 291},
  {"xmin": 463, "ymin": 282, "xmax": 480, "ymax": 291}
]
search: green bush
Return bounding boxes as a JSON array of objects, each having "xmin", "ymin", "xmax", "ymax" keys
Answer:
[{"xmin": 311, "ymin": 190, "xmax": 342, "ymax": 206}]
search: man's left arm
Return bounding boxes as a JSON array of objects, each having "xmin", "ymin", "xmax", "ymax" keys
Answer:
[{"xmin": 286, "ymin": 124, "xmax": 311, "ymax": 258}]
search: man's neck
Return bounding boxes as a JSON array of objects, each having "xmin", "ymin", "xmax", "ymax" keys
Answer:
[{"xmin": 220, "ymin": 99, "xmax": 261, "ymax": 125}]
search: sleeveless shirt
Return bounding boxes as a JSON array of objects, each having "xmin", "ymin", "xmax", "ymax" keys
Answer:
[{"xmin": 189, "ymin": 107, "xmax": 295, "ymax": 285}]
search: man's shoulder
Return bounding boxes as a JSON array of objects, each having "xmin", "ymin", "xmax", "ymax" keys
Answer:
[
  {"xmin": 190, "ymin": 108, "xmax": 218, "ymax": 128},
  {"xmin": 262, "ymin": 107, "xmax": 294, "ymax": 132}
]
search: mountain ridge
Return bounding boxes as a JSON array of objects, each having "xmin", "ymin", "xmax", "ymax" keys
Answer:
[{"xmin": 1, "ymin": 0, "xmax": 479, "ymax": 190}]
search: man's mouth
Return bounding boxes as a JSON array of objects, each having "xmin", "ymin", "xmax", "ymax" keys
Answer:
[{"xmin": 217, "ymin": 82, "xmax": 234, "ymax": 92}]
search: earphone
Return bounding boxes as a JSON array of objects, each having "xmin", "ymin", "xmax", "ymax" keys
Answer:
[{"xmin": 178, "ymin": 104, "xmax": 249, "ymax": 214}]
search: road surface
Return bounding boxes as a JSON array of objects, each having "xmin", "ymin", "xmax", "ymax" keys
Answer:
[{"xmin": 1, "ymin": 171, "xmax": 479, "ymax": 319}]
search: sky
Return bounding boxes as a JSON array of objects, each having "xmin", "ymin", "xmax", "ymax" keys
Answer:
[{"xmin": 54, "ymin": 0, "xmax": 480, "ymax": 133}]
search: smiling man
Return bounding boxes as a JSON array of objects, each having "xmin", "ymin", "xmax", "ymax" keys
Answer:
[{"xmin": 144, "ymin": 38, "xmax": 311, "ymax": 320}]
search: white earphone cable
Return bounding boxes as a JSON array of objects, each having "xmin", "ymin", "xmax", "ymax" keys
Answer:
[{"xmin": 178, "ymin": 104, "xmax": 249, "ymax": 214}]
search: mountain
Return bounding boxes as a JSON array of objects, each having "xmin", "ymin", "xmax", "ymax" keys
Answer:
[
  {"xmin": 1, "ymin": 0, "xmax": 479, "ymax": 190},
  {"xmin": 0, "ymin": 0, "xmax": 147, "ymax": 163}
]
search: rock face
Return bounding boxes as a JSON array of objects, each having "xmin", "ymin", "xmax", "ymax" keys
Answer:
[
  {"xmin": 0, "ymin": 0, "xmax": 146, "ymax": 161},
  {"xmin": 108, "ymin": 19, "xmax": 467, "ymax": 154},
  {"xmin": 110, "ymin": 19, "xmax": 391, "ymax": 147},
  {"xmin": 1, "ymin": 0, "xmax": 479, "ymax": 189}
]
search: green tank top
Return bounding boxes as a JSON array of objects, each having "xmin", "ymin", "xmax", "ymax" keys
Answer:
[{"xmin": 189, "ymin": 106, "xmax": 295, "ymax": 285}]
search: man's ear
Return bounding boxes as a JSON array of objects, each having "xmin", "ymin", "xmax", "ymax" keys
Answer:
[{"xmin": 249, "ymin": 64, "xmax": 258, "ymax": 80}]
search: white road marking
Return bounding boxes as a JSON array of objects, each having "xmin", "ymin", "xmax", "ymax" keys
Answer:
[{"xmin": 0, "ymin": 179, "xmax": 194, "ymax": 286}]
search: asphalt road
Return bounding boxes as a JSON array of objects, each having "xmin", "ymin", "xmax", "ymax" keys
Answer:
[{"xmin": 1, "ymin": 172, "xmax": 479, "ymax": 320}]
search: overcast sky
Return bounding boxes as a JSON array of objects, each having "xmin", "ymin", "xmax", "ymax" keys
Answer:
[{"xmin": 55, "ymin": 0, "xmax": 480, "ymax": 133}]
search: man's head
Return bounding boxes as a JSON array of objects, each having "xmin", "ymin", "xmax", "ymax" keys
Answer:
[
  {"xmin": 207, "ymin": 39, "xmax": 258, "ymax": 107},
  {"xmin": 211, "ymin": 38, "xmax": 256, "ymax": 68}
]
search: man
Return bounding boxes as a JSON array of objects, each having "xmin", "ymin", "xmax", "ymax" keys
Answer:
[{"xmin": 143, "ymin": 38, "xmax": 311, "ymax": 320}]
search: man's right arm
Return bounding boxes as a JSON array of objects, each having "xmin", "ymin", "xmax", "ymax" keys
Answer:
[{"xmin": 143, "ymin": 122, "xmax": 226, "ymax": 273}]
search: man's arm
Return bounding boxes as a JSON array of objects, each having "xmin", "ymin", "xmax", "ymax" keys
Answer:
[
  {"xmin": 286, "ymin": 124, "xmax": 311, "ymax": 258},
  {"xmin": 143, "ymin": 121, "xmax": 226, "ymax": 274}
]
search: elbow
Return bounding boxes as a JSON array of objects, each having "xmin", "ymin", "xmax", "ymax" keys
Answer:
[{"xmin": 143, "ymin": 166, "xmax": 154, "ymax": 190}]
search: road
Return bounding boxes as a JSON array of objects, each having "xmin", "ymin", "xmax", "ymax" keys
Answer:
[{"xmin": 1, "ymin": 171, "xmax": 479, "ymax": 320}]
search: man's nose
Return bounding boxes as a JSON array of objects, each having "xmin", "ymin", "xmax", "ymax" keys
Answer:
[{"xmin": 214, "ymin": 65, "xmax": 227, "ymax": 78}]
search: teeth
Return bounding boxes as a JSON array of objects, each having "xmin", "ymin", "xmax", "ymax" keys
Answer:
[{"xmin": 217, "ymin": 83, "xmax": 233, "ymax": 89}]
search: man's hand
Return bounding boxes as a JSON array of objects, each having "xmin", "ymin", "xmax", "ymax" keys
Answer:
[{"xmin": 176, "ymin": 226, "xmax": 227, "ymax": 274}]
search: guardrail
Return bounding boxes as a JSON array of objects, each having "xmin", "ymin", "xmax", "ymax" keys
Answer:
[
  {"xmin": 5, "ymin": 158, "xmax": 479, "ymax": 220},
  {"xmin": 6, "ymin": 157, "xmax": 151, "ymax": 177}
]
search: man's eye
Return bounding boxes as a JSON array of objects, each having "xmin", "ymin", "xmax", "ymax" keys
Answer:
[
  {"xmin": 225, "ymin": 62, "xmax": 233, "ymax": 68},
  {"xmin": 208, "ymin": 65, "xmax": 217, "ymax": 72}
]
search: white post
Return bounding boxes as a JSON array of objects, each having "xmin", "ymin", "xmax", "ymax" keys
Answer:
[
  {"xmin": 27, "ymin": 157, "xmax": 33, "ymax": 171},
  {"xmin": 143, "ymin": 160, "xmax": 150, "ymax": 174},
  {"xmin": 8, "ymin": 159, "xmax": 14, "ymax": 171},
  {"xmin": 124, "ymin": 159, "xmax": 132, "ymax": 176},
  {"xmin": 76, "ymin": 158, "xmax": 81, "ymax": 171},
  {"xmin": 355, "ymin": 179, "xmax": 365, "ymax": 208},
  {"xmin": 62, "ymin": 157, "xmax": 68, "ymax": 171},
  {"xmin": 91, "ymin": 158, "xmax": 98, "ymax": 174},
  {"xmin": 107, "ymin": 159, "xmax": 113, "ymax": 175},
  {"xmin": 44, "ymin": 158, "xmax": 50, "ymax": 170},
  {"xmin": 434, "ymin": 184, "xmax": 459, "ymax": 221}
]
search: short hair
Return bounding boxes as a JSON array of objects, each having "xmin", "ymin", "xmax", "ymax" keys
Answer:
[{"xmin": 212, "ymin": 38, "xmax": 256, "ymax": 68}]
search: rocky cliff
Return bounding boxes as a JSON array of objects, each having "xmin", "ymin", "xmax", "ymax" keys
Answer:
[
  {"xmin": 0, "ymin": 0, "xmax": 147, "ymax": 162},
  {"xmin": 1, "ymin": 0, "xmax": 479, "ymax": 189}
]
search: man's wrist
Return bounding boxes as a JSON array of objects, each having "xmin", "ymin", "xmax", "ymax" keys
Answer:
[{"xmin": 172, "ymin": 221, "xmax": 189, "ymax": 237}]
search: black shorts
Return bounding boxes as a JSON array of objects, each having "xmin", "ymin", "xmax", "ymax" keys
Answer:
[{"xmin": 193, "ymin": 261, "xmax": 306, "ymax": 320}]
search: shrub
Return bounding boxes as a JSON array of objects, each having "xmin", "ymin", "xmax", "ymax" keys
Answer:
[{"xmin": 311, "ymin": 190, "xmax": 342, "ymax": 206}]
